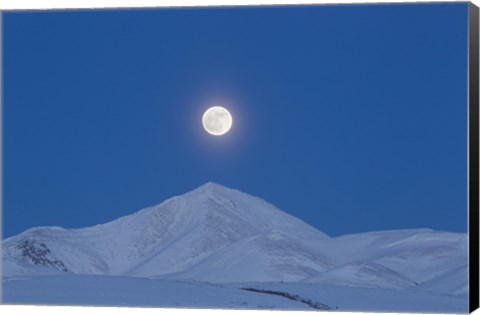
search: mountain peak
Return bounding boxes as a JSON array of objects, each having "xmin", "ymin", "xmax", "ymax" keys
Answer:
[
  {"xmin": 185, "ymin": 182, "xmax": 238, "ymax": 199},
  {"xmin": 195, "ymin": 181, "xmax": 225, "ymax": 192}
]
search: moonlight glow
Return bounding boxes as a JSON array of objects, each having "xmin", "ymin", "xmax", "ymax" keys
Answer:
[{"xmin": 202, "ymin": 106, "xmax": 233, "ymax": 136}]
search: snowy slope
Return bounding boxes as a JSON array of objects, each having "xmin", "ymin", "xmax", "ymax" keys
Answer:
[
  {"xmin": 315, "ymin": 229, "xmax": 468, "ymax": 284},
  {"xmin": 303, "ymin": 262, "xmax": 416, "ymax": 289},
  {"xmin": 162, "ymin": 231, "xmax": 333, "ymax": 283},
  {"xmin": 413, "ymin": 264, "xmax": 468, "ymax": 297}
]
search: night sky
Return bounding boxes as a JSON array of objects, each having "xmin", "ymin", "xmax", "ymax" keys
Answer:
[{"xmin": 3, "ymin": 3, "xmax": 469, "ymax": 238}]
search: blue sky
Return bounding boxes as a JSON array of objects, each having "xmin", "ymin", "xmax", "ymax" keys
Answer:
[{"xmin": 3, "ymin": 3, "xmax": 469, "ymax": 238}]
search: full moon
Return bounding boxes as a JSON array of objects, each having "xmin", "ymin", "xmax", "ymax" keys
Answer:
[{"xmin": 202, "ymin": 106, "xmax": 233, "ymax": 136}]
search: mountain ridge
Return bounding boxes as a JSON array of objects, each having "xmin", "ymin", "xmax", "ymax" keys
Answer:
[{"xmin": 2, "ymin": 182, "xmax": 468, "ymax": 295}]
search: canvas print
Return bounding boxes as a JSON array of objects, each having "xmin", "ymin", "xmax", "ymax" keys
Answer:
[{"xmin": 1, "ymin": 2, "xmax": 479, "ymax": 313}]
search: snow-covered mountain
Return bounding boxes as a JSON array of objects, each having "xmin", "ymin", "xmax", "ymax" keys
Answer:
[
  {"xmin": 306, "ymin": 228, "xmax": 468, "ymax": 291},
  {"xmin": 2, "ymin": 182, "xmax": 468, "ymax": 296},
  {"xmin": 3, "ymin": 182, "xmax": 330, "ymax": 280}
]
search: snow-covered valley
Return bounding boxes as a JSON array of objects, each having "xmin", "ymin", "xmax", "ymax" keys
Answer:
[
  {"xmin": 2, "ymin": 275, "xmax": 468, "ymax": 312},
  {"xmin": 1, "ymin": 182, "xmax": 469, "ymax": 312}
]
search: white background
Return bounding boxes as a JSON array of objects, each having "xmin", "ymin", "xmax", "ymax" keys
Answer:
[{"xmin": 0, "ymin": 0, "xmax": 478, "ymax": 315}]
